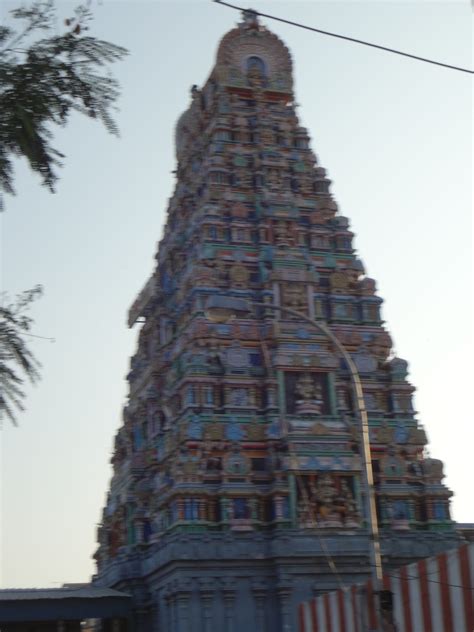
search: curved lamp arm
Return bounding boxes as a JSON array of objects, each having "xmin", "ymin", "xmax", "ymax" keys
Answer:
[{"xmin": 206, "ymin": 295, "xmax": 384, "ymax": 626}]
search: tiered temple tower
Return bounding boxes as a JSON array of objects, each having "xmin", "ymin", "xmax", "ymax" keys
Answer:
[{"xmin": 94, "ymin": 12, "xmax": 460, "ymax": 631}]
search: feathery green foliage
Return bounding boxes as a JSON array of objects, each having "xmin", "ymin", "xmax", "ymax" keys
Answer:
[
  {"xmin": 0, "ymin": 1, "xmax": 128, "ymax": 209},
  {"xmin": 0, "ymin": 286, "xmax": 43, "ymax": 426}
]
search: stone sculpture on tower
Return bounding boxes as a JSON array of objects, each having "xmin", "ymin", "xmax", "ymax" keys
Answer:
[{"xmin": 94, "ymin": 12, "xmax": 459, "ymax": 631}]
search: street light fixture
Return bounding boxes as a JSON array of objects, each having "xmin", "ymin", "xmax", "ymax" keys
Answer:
[{"xmin": 205, "ymin": 295, "xmax": 384, "ymax": 630}]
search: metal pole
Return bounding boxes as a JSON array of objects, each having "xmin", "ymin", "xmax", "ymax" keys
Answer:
[{"xmin": 252, "ymin": 301, "xmax": 384, "ymax": 630}]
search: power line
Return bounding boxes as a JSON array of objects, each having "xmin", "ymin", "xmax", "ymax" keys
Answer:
[
  {"xmin": 213, "ymin": 0, "xmax": 473, "ymax": 75},
  {"xmin": 365, "ymin": 561, "xmax": 473, "ymax": 590},
  {"xmin": 387, "ymin": 571, "xmax": 472, "ymax": 591},
  {"xmin": 23, "ymin": 332, "xmax": 55, "ymax": 342}
]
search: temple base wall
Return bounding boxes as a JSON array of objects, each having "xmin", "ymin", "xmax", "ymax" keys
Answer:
[{"xmin": 94, "ymin": 530, "xmax": 463, "ymax": 632}]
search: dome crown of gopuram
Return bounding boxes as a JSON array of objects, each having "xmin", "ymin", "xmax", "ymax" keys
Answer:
[
  {"xmin": 174, "ymin": 11, "xmax": 293, "ymax": 163},
  {"xmin": 213, "ymin": 9, "xmax": 293, "ymax": 93}
]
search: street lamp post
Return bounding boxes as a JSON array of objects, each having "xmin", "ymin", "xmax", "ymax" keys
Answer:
[{"xmin": 206, "ymin": 295, "xmax": 384, "ymax": 630}]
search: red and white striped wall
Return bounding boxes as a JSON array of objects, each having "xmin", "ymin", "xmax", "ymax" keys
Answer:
[{"xmin": 298, "ymin": 543, "xmax": 474, "ymax": 632}]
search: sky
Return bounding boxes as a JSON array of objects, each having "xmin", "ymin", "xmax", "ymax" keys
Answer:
[{"xmin": 0, "ymin": 0, "xmax": 472, "ymax": 588}]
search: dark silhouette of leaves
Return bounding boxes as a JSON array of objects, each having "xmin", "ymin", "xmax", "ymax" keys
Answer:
[
  {"xmin": 0, "ymin": 286, "xmax": 43, "ymax": 426},
  {"xmin": 0, "ymin": 1, "xmax": 128, "ymax": 209}
]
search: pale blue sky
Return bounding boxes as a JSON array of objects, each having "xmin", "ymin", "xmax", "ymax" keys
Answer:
[{"xmin": 1, "ymin": 1, "xmax": 472, "ymax": 587}]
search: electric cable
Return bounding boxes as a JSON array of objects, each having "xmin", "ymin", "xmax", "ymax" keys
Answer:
[
  {"xmin": 22, "ymin": 332, "xmax": 55, "ymax": 342},
  {"xmin": 214, "ymin": 0, "xmax": 474, "ymax": 75},
  {"xmin": 365, "ymin": 561, "xmax": 474, "ymax": 590}
]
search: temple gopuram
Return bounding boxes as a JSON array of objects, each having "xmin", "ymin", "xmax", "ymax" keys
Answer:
[{"xmin": 93, "ymin": 12, "xmax": 461, "ymax": 631}]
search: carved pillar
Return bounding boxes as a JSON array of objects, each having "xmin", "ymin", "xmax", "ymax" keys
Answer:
[
  {"xmin": 135, "ymin": 517, "xmax": 145, "ymax": 544},
  {"xmin": 277, "ymin": 579, "xmax": 292, "ymax": 632},
  {"xmin": 149, "ymin": 602, "xmax": 160, "ymax": 632},
  {"xmin": 272, "ymin": 282, "xmax": 281, "ymax": 309},
  {"xmin": 353, "ymin": 476, "xmax": 363, "ymax": 524},
  {"xmin": 337, "ymin": 385, "xmax": 349, "ymax": 411},
  {"xmin": 175, "ymin": 580, "xmax": 192, "ymax": 632},
  {"xmin": 199, "ymin": 498, "xmax": 208, "ymax": 521},
  {"xmin": 249, "ymin": 497, "xmax": 259, "ymax": 521},
  {"xmin": 249, "ymin": 386, "xmax": 256, "ymax": 406},
  {"xmin": 251, "ymin": 581, "xmax": 268, "ymax": 632},
  {"xmin": 274, "ymin": 495, "xmax": 284, "ymax": 520},
  {"xmin": 288, "ymin": 475, "xmax": 297, "ymax": 526},
  {"xmin": 314, "ymin": 294, "xmax": 324, "ymax": 319},
  {"xmin": 277, "ymin": 370, "xmax": 286, "ymax": 432},
  {"xmin": 221, "ymin": 579, "xmax": 236, "ymax": 632},
  {"xmin": 199, "ymin": 580, "xmax": 215, "ymax": 632},
  {"xmin": 326, "ymin": 372, "xmax": 337, "ymax": 415},
  {"xmin": 165, "ymin": 590, "xmax": 176, "ymax": 632},
  {"xmin": 407, "ymin": 498, "xmax": 415, "ymax": 523},
  {"xmin": 159, "ymin": 316, "xmax": 167, "ymax": 345},
  {"xmin": 307, "ymin": 285, "xmax": 315, "ymax": 319},
  {"xmin": 209, "ymin": 497, "xmax": 217, "ymax": 522},
  {"xmin": 426, "ymin": 498, "xmax": 434, "ymax": 521},
  {"xmin": 267, "ymin": 384, "xmax": 276, "ymax": 407},
  {"xmin": 221, "ymin": 497, "xmax": 230, "ymax": 524}
]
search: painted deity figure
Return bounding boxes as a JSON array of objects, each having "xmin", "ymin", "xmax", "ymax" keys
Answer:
[
  {"xmin": 337, "ymin": 479, "xmax": 359, "ymax": 526},
  {"xmin": 297, "ymin": 487, "xmax": 314, "ymax": 527},
  {"xmin": 295, "ymin": 373, "xmax": 324, "ymax": 415},
  {"xmin": 315, "ymin": 474, "xmax": 339, "ymax": 524},
  {"xmin": 282, "ymin": 282, "xmax": 306, "ymax": 310},
  {"xmin": 274, "ymin": 220, "xmax": 291, "ymax": 246}
]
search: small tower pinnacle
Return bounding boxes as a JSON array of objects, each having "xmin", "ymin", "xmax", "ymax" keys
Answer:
[{"xmin": 241, "ymin": 9, "xmax": 259, "ymax": 30}]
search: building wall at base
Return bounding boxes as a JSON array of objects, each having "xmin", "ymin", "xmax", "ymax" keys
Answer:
[{"xmin": 94, "ymin": 530, "xmax": 463, "ymax": 632}]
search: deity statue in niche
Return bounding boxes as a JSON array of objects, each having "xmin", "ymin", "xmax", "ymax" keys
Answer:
[
  {"xmin": 381, "ymin": 449, "xmax": 406, "ymax": 477},
  {"xmin": 232, "ymin": 498, "xmax": 250, "ymax": 520},
  {"xmin": 389, "ymin": 500, "xmax": 410, "ymax": 529},
  {"xmin": 281, "ymin": 282, "xmax": 306, "ymax": 311},
  {"xmin": 229, "ymin": 264, "xmax": 249, "ymax": 287},
  {"xmin": 266, "ymin": 167, "xmax": 280, "ymax": 188},
  {"xmin": 297, "ymin": 486, "xmax": 315, "ymax": 527},
  {"xmin": 395, "ymin": 421, "xmax": 409, "ymax": 444},
  {"xmin": 206, "ymin": 347, "xmax": 225, "ymax": 375},
  {"xmin": 230, "ymin": 388, "xmax": 249, "ymax": 406},
  {"xmin": 215, "ymin": 260, "xmax": 228, "ymax": 286},
  {"xmin": 408, "ymin": 459, "xmax": 424, "ymax": 478},
  {"xmin": 337, "ymin": 387, "xmax": 349, "ymax": 411},
  {"xmin": 109, "ymin": 506, "xmax": 126, "ymax": 556},
  {"xmin": 194, "ymin": 259, "xmax": 218, "ymax": 287},
  {"xmin": 267, "ymin": 442, "xmax": 283, "ymax": 471},
  {"xmin": 221, "ymin": 498, "xmax": 232, "ymax": 521},
  {"xmin": 295, "ymin": 373, "xmax": 324, "ymax": 415},
  {"xmin": 172, "ymin": 445, "xmax": 186, "ymax": 478},
  {"xmin": 336, "ymin": 479, "xmax": 359, "ymax": 527},
  {"xmin": 204, "ymin": 419, "xmax": 224, "ymax": 441},
  {"xmin": 314, "ymin": 474, "xmax": 341, "ymax": 526},
  {"xmin": 246, "ymin": 421, "xmax": 266, "ymax": 442},
  {"xmin": 274, "ymin": 220, "xmax": 292, "ymax": 247},
  {"xmin": 224, "ymin": 443, "xmax": 250, "ymax": 476},
  {"xmin": 246, "ymin": 55, "xmax": 266, "ymax": 87},
  {"xmin": 377, "ymin": 421, "xmax": 394, "ymax": 445}
]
